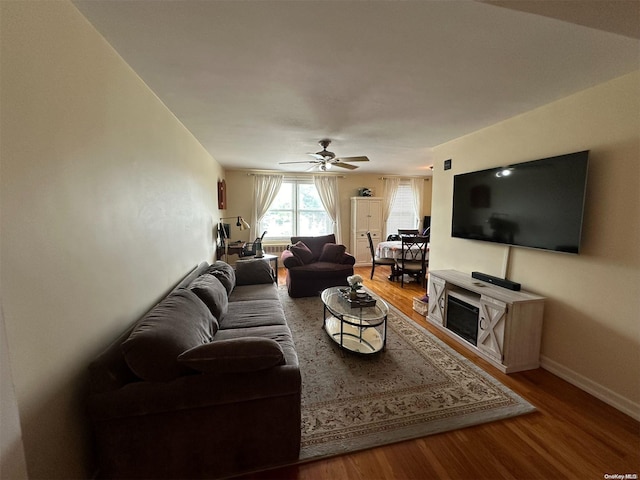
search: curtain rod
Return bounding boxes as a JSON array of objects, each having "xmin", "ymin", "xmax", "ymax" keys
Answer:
[
  {"xmin": 247, "ymin": 173, "xmax": 345, "ymax": 178},
  {"xmin": 379, "ymin": 176, "xmax": 431, "ymax": 180}
]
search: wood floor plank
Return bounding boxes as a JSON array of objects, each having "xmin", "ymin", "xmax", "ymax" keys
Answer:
[{"xmin": 240, "ymin": 267, "xmax": 640, "ymax": 479}]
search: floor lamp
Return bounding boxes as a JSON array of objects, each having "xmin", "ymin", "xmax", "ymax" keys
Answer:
[{"xmin": 219, "ymin": 216, "xmax": 251, "ymax": 262}]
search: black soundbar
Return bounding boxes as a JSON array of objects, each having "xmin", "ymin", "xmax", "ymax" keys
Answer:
[{"xmin": 471, "ymin": 271, "xmax": 521, "ymax": 291}]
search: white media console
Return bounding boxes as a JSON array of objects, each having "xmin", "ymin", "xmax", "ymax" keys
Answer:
[{"xmin": 427, "ymin": 270, "xmax": 545, "ymax": 373}]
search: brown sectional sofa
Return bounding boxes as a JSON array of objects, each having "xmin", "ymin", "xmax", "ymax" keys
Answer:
[{"xmin": 88, "ymin": 260, "xmax": 301, "ymax": 479}]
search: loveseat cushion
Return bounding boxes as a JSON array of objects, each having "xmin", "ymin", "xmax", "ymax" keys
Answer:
[
  {"xmin": 122, "ymin": 289, "xmax": 215, "ymax": 382},
  {"xmin": 289, "ymin": 241, "xmax": 315, "ymax": 265},
  {"xmin": 177, "ymin": 337, "xmax": 285, "ymax": 373},
  {"xmin": 206, "ymin": 261, "xmax": 236, "ymax": 294},
  {"xmin": 318, "ymin": 243, "xmax": 347, "ymax": 263},
  {"xmin": 189, "ymin": 274, "xmax": 228, "ymax": 321},
  {"xmin": 235, "ymin": 259, "xmax": 276, "ymax": 285},
  {"xmin": 286, "ymin": 261, "xmax": 354, "ymax": 279}
]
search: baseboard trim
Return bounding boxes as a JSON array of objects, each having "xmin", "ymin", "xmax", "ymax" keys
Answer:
[{"xmin": 540, "ymin": 355, "xmax": 639, "ymax": 421}]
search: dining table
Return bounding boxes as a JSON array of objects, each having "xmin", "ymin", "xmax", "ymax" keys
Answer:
[
  {"xmin": 375, "ymin": 240, "xmax": 429, "ymax": 281},
  {"xmin": 376, "ymin": 240, "xmax": 430, "ymax": 261}
]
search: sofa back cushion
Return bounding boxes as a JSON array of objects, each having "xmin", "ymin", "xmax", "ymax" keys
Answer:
[
  {"xmin": 122, "ymin": 289, "xmax": 215, "ymax": 382},
  {"xmin": 235, "ymin": 260, "xmax": 276, "ymax": 285},
  {"xmin": 289, "ymin": 241, "xmax": 315, "ymax": 265},
  {"xmin": 290, "ymin": 234, "xmax": 336, "ymax": 260},
  {"xmin": 189, "ymin": 274, "xmax": 228, "ymax": 321},
  {"xmin": 206, "ymin": 261, "xmax": 236, "ymax": 294},
  {"xmin": 318, "ymin": 243, "xmax": 347, "ymax": 263}
]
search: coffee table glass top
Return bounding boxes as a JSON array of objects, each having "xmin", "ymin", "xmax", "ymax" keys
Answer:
[
  {"xmin": 321, "ymin": 286, "xmax": 389, "ymax": 354},
  {"xmin": 321, "ymin": 287, "xmax": 388, "ymax": 323}
]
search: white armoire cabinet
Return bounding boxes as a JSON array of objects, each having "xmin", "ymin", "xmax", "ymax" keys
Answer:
[{"xmin": 350, "ymin": 197, "xmax": 383, "ymax": 265}]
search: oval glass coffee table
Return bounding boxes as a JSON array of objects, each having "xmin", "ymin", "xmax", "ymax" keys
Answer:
[{"xmin": 321, "ymin": 286, "xmax": 389, "ymax": 354}]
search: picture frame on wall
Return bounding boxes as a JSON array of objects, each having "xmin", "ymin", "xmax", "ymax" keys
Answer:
[{"xmin": 217, "ymin": 180, "xmax": 226, "ymax": 209}]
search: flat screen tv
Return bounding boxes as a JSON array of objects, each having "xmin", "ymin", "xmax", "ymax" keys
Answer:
[{"xmin": 451, "ymin": 150, "xmax": 589, "ymax": 254}]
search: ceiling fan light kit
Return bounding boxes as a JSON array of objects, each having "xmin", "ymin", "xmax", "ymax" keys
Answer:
[{"xmin": 279, "ymin": 139, "xmax": 370, "ymax": 171}]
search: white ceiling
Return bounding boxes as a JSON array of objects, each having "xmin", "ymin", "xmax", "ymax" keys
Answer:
[{"xmin": 73, "ymin": 0, "xmax": 639, "ymax": 176}]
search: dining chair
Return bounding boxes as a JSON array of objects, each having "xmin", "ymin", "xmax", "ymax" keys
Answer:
[
  {"xmin": 398, "ymin": 229, "xmax": 420, "ymax": 236},
  {"xmin": 366, "ymin": 231, "xmax": 396, "ymax": 279},
  {"xmin": 395, "ymin": 235, "xmax": 429, "ymax": 287}
]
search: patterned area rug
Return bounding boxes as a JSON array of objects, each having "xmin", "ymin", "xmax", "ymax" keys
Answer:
[{"xmin": 277, "ymin": 287, "xmax": 536, "ymax": 461}]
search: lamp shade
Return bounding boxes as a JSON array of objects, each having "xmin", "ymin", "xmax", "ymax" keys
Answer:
[
  {"xmin": 220, "ymin": 215, "xmax": 251, "ymax": 232},
  {"xmin": 237, "ymin": 216, "xmax": 250, "ymax": 230}
]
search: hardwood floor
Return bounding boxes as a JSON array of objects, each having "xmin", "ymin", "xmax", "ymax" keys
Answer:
[{"xmin": 248, "ymin": 266, "xmax": 639, "ymax": 479}]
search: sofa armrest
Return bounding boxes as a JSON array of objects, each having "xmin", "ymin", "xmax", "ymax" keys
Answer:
[
  {"xmin": 341, "ymin": 252, "xmax": 356, "ymax": 266},
  {"xmin": 281, "ymin": 249, "xmax": 302, "ymax": 269}
]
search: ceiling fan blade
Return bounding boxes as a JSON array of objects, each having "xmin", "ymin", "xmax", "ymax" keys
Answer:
[
  {"xmin": 333, "ymin": 162, "xmax": 359, "ymax": 170},
  {"xmin": 307, "ymin": 153, "xmax": 326, "ymax": 160},
  {"xmin": 279, "ymin": 160, "xmax": 318, "ymax": 165},
  {"xmin": 336, "ymin": 156, "xmax": 369, "ymax": 162}
]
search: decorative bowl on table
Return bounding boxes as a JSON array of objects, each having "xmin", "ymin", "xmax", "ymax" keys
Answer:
[{"xmin": 338, "ymin": 288, "xmax": 377, "ymax": 308}]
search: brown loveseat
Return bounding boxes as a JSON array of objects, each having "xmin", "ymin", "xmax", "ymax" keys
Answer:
[
  {"xmin": 87, "ymin": 261, "xmax": 301, "ymax": 479},
  {"xmin": 281, "ymin": 234, "xmax": 355, "ymax": 297}
]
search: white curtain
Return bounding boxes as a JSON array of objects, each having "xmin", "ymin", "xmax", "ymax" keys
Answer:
[
  {"xmin": 410, "ymin": 178, "xmax": 424, "ymax": 229},
  {"xmin": 251, "ymin": 174, "xmax": 283, "ymax": 236},
  {"xmin": 313, "ymin": 175, "xmax": 342, "ymax": 243},
  {"xmin": 382, "ymin": 177, "xmax": 401, "ymax": 238}
]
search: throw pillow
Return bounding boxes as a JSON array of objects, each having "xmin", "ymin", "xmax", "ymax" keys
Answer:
[
  {"xmin": 178, "ymin": 337, "xmax": 285, "ymax": 373},
  {"xmin": 235, "ymin": 260, "xmax": 276, "ymax": 285},
  {"xmin": 206, "ymin": 261, "xmax": 236, "ymax": 294},
  {"xmin": 289, "ymin": 241, "xmax": 315, "ymax": 265},
  {"xmin": 189, "ymin": 274, "xmax": 228, "ymax": 321},
  {"xmin": 318, "ymin": 243, "xmax": 346, "ymax": 263},
  {"xmin": 122, "ymin": 289, "xmax": 215, "ymax": 382}
]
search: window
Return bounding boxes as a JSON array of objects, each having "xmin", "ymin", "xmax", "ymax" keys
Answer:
[
  {"xmin": 259, "ymin": 180, "xmax": 332, "ymax": 240},
  {"xmin": 386, "ymin": 181, "xmax": 416, "ymax": 235}
]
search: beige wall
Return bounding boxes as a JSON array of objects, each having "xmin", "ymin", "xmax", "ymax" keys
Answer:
[
  {"xmin": 1, "ymin": 2, "xmax": 223, "ymax": 477},
  {"xmin": 430, "ymin": 71, "xmax": 640, "ymax": 418},
  {"xmin": 224, "ymin": 171, "xmax": 432, "ymax": 247}
]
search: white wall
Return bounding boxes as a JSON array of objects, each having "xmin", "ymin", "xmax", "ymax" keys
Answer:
[
  {"xmin": 0, "ymin": 304, "xmax": 28, "ymax": 480},
  {"xmin": 430, "ymin": 72, "xmax": 640, "ymax": 418},
  {"xmin": 0, "ymin": 2, "xmax": 223, "ymax": 477}
]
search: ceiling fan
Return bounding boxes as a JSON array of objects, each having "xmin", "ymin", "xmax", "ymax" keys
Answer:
[{"xmin": 279, "ymin": 139, "xmax": 370, "ymax": 171}]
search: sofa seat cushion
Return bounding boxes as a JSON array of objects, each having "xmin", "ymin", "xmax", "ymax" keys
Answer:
[
  {"xmin": 178, "ymin": 337, "xmax": 285, "ymax": 374},
  {"xmin": 228, "ymin": 283, "xmax": 279, "ymax": 302},
  {"xmin": 220, "ymin": 300, "xmax": 286, "ymax": 330},
  {"xmin": 122, "ymin": 289, "xmax": 215, "ymax": 382},
  {"xmin": 189, "ymin": 274, "xmax": 228, "ymax": 321},
  {"xmin": 287, "ymin": 261, "xmax": 355, "ymax": 279},
  {"xmin": 214, "ymin": 325, "xmax": 298, "ymax": 367}
]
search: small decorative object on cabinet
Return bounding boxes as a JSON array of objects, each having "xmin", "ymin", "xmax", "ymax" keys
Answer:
[
  {"xmin": 351, "ymin": 197, "xmax": 383, "ymax": 265},
  {"xmin": 427, "ymin": 270, "xmax": 545, "ymax": 373},
  {"xmin": 217, "ymin": 180, "xmax": 226, "ymax": 209}
]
